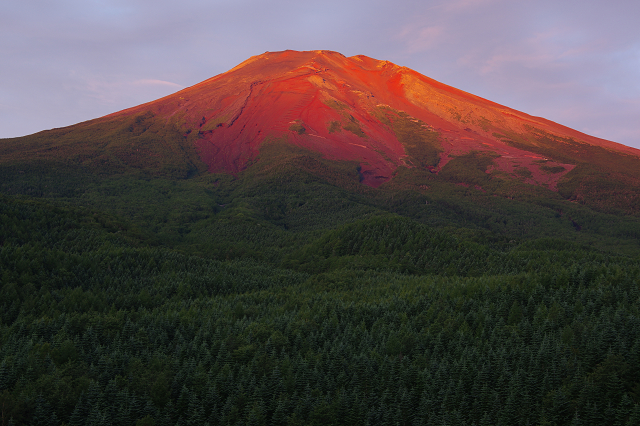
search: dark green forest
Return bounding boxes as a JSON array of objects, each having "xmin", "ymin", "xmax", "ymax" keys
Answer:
[{"xmin": 1, "ymin": 139, "xmax": 640, "ymax": 426}]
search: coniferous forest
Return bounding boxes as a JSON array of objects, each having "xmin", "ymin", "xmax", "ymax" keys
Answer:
[{"xmin": 1, "ymin": 137, "xmax": 640, "ymax": 426}]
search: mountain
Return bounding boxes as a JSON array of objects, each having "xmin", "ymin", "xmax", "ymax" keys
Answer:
[
  {"xmin": 2, "ymin": 49, "xmax": 640, "ymax": 212},
  {"xmin": 3, "ymin": 51, "xmax": 640, "ymax": 426},
  {"xmin": 109, "ymin": 49, "xmax": 639, "ymax": 187}
]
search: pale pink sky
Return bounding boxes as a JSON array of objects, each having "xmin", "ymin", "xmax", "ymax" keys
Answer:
[{"xmin": 2, "ymin": 0, "xmax": 639, "ymax": 148}]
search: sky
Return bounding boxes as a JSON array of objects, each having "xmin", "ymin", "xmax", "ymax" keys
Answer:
[{"xmin": 2, "ymin": 0, "xmax": 639, "ymax": 149}]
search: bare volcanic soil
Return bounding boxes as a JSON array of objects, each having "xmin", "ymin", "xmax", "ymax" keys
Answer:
[{"xmin": 103, "ymin": 50, "xmax": 639, "ymax": 189}]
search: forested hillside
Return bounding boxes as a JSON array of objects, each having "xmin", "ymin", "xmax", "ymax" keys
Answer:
[{"xmin": 2, "ymin": 138, "xmax": 640, "ymax": 426}]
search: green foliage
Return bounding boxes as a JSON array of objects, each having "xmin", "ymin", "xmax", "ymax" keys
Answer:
[
  {"xmin": 478, "ymin": 116, "xmax": 492, "ymax": 132},
  {"xmin": 323, "ymin": 100, "xmax": 349, "ymax": 111},
  {"xmin": 439, "ymin": 151, "xmax": 497, "ymax": 186},
  {"xmin": 0, "ymin": 111, "xmax": 207, "ymax": 181},
  {"xmin": 342, "ymin": 115, "xmax": 366, "ymax": 138},
  {"xmin": 2, "ymin": 202, "xmax": 640, "ymax": 425},
  {"xmin": 492, "ymin": 126, "xmax": 640, "ymax": 215},
  {"xmin": 514, "ymin": 166, "xmax": 533, "ymax": 178},
  {"xmin": 447, "ymin": 107, "xmax": 464, "ymax": 122},
  {"xmin": 2, "ymin": 119, "xmax": 640, "ymax": 426},
  {"xmin": 200, "ymin": 113, "xmax": 231, "ymax": 132},
  {"xmin": 558, "ymin": 164, "xmax": 640, "ymax": 215},
  {"xmin": 327, "ymin": 120, "xmax": 341, "ymax": 134},
  {"xmin": 541, "ymin": 164, "xmax": 566, "ymax": 174},
  {"xmin": 377, "ymin": 106, "xmax": 441, "ymax": 168},
  {"xmin": 289, "ymin": 121, "xmax": 306, "ymax": 135},
  {"xmin": 322, "ymin": 100, "xmax": 365, "ymax": 137}
]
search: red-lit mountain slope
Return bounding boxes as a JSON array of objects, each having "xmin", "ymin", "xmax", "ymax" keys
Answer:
[
  {"xmin": 2, "ymin": 50, "xmax": 639, "ymax": 204},
  {"xmin": 101, "ymin": 49, "xmax": 639, "ymax": 188}
]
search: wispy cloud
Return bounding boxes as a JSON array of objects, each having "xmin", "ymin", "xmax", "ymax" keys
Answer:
[
  {"xmin": 438, "ymin": 0, "xmax": 501, "ymax": 13},
  {"xmin": 134, "ymin": 79, "xmax": 184, "ymax": 89},
  {"xmin": 397, "ymin": 25, "xmax": 444, "ymax": 54},
  {"xmin": 59, "ymin": 74, "xmax": 185, "ymax": 108}
]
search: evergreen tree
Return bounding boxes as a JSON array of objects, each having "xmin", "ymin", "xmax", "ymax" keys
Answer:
[
  {"xmin": 626, "ymin": 404, "xmax": 640, "ymax": 426},
  {"xmin": 271, "ymin": 399, "xmax": 288, "ymax": 426},
  {"xmin": 69, "ymin": 394, "xmax": 88, "ymax": 426},
  {"xmin": 616, "ymin": 394, "xmax": 635, "ymax": 426},
  {"xmin": 185, "ymin": 392, "xmax": 204, "ymax": 426},
  {"xmin": 570, "ymin": 409, "xmax": 582, "ymax": 426},
  {"xmin": 32, "ymin": 395, "xmax": 53, "ymax": 426}
]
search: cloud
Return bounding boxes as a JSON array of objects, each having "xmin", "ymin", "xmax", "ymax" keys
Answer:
[
  {"xmin": 438, "ymin": 0, "xmax": 501, "ymax": 13},
  {"xmin": 71, "ymin": 75, "xmax": 184, "ymax": 106},
  {"xmin": 134, "ymin": 79, "xmax": 184, "ymax": 89},
  {"xmin": 397, "ymin": 25, "xmax": 444, "ymax": 54}
]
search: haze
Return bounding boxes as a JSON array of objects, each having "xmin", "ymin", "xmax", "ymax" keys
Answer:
[{"xmin": 2, "ymin": 0, "xmax": 639, "ymax": 149}]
